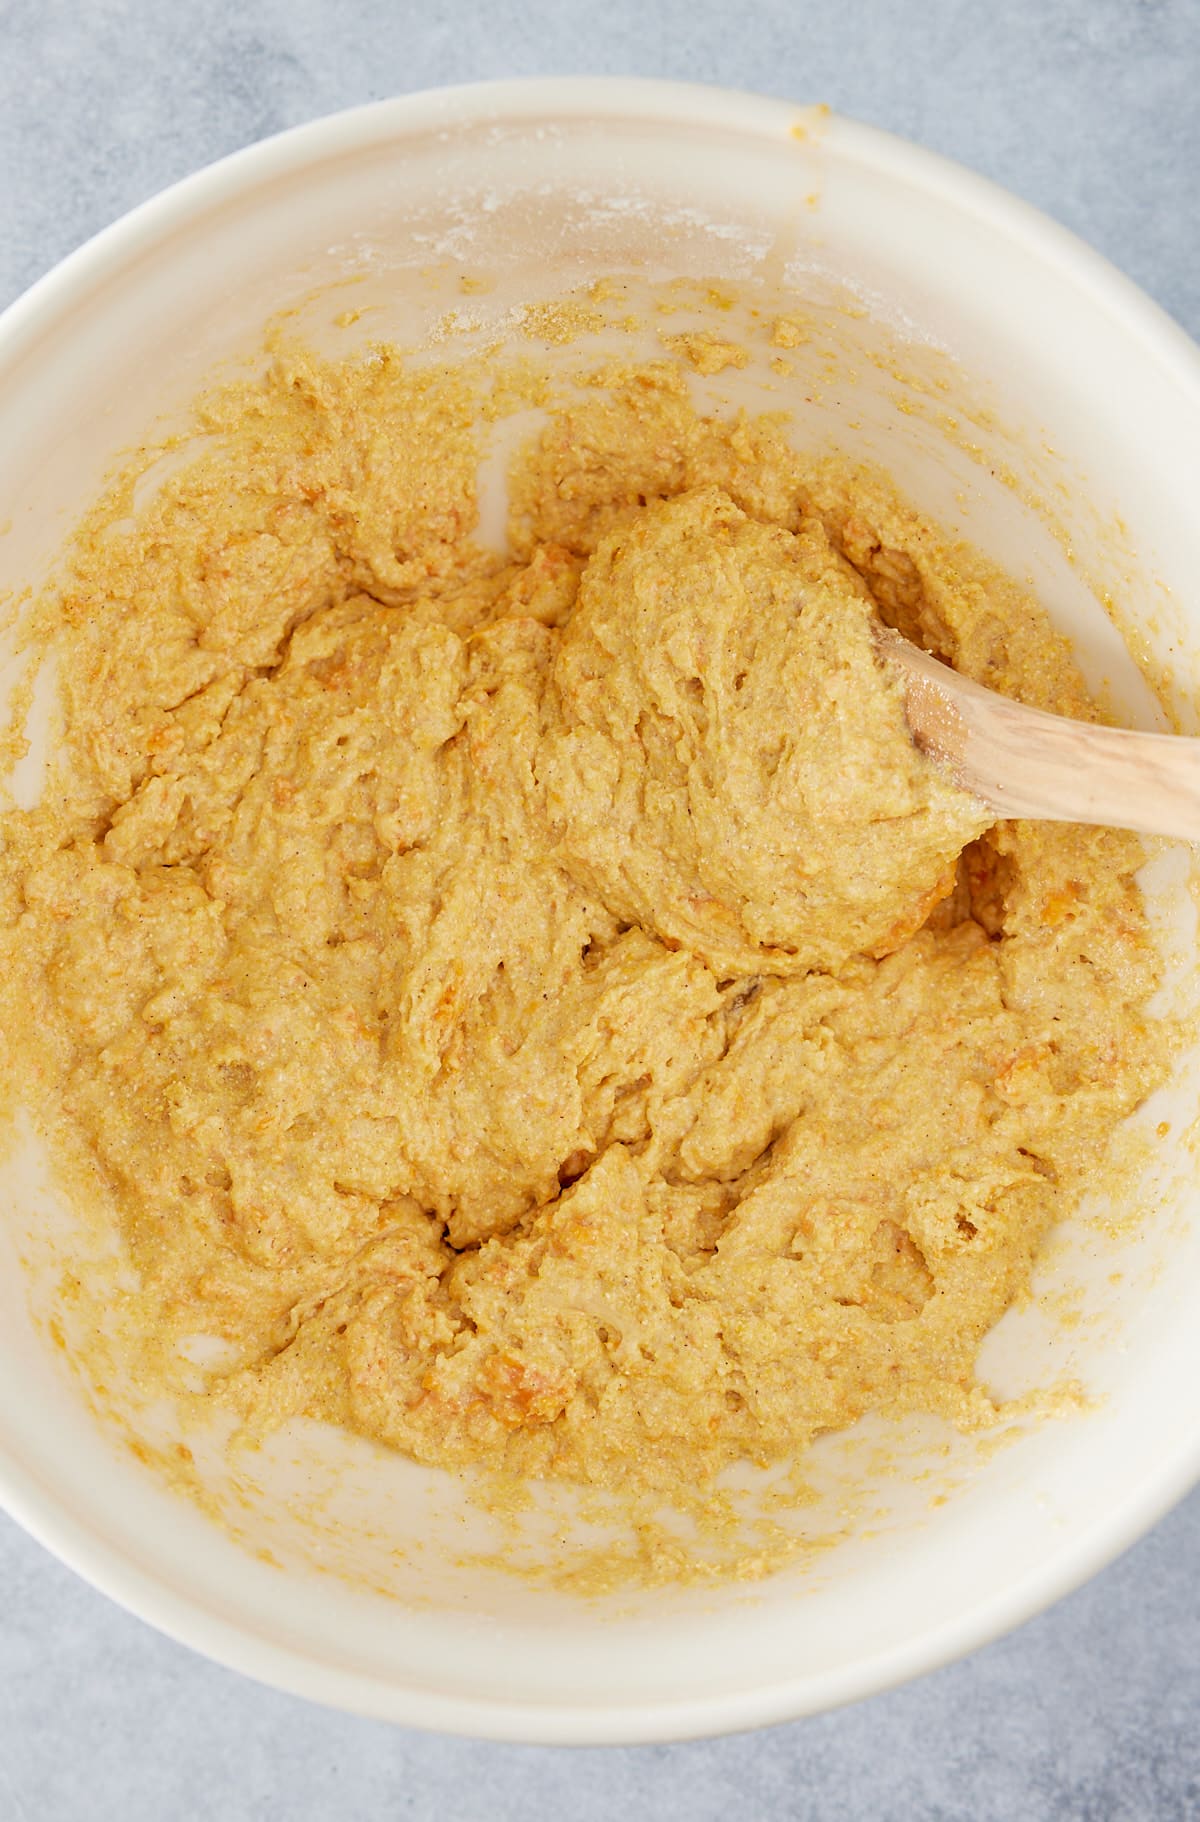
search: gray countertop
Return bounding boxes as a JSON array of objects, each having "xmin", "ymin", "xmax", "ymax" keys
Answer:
[{"xmin": 2, "ymin": 2, "xmax": 1199, "ymax": 1815}]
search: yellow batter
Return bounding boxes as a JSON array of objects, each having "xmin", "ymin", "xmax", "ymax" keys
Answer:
[{"xmin": 0, "ymin": 338, "xmax": 1166, "ymax": 1505}]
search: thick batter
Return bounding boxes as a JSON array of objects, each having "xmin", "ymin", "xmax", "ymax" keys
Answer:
[{"xmin": 0, "ymin": 340, "xmax": 1166, "ymax": 1504}]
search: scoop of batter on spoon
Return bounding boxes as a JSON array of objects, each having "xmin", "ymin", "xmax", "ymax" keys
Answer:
[{"xmin": 539, "ymin": 486, "xmax": 992, "ymax": 976}]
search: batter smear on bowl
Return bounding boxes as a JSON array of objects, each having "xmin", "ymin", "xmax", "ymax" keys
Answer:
[{"xmin": 0, "ymin": 335, "xmax": 1169, "ymax": 1509}]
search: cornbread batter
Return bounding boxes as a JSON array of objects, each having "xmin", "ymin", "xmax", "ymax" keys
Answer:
[
  {"xmin": 0, "ymin": 339, "xmax": 1166, "ymax": 1505},
  {"xmin": 543, "ymin": 484, "xmax": 986, "ymax": 976}
]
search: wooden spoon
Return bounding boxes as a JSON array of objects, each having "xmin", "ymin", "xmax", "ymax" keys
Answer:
[{"xmin": 879, "ymin": 628, "xmax": 1200, "ymax": 842}]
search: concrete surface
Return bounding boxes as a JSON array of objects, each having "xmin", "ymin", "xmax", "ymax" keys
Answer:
[{"xmin": 1, "ymin": 1, "xmax": 1198, "ymax": 1816}]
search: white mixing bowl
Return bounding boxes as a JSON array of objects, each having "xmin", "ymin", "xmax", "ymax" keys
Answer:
[{"xmin": 3, "ymin": 79, "xmax": 1200, "ymax": 1743}]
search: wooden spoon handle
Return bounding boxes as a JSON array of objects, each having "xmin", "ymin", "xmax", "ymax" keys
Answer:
[{"xmin": 882, "ymin": 631, "xmax": 1200, "ymax": 842}]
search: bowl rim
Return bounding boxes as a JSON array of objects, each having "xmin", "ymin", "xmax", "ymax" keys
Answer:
[{"xmin": 3, "ymin": 74, "xmax": 1200, "ymax": 1744}]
